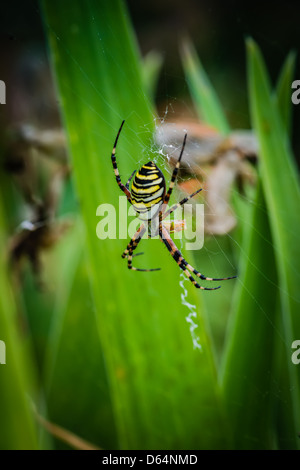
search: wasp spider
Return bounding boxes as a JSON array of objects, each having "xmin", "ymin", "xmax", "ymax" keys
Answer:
[{"xmin": 111, "ymin": 120, "xmax": 236, "ymax": 290}]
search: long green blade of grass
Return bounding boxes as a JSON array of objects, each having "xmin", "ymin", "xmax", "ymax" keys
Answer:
[
  {"xmin": 179, "ymin": 34, "xmax": 299, "ymax": 449},
  {"xmin": 221, "ymin": 42, "xmax": 299, "ymax": 449},
  {"xmin": 41, "ymin": 0, "xmax": 229, "ymax": 449},
  {"xmin": 180, "ymin": 38, "xmax": 230, "ymax": 135},
  {"xmin": 247, "ymin": 38, "xmax": 300, "ymax": 446},
  {"xmin": 273, "ymin": 53, "xmax": 299, "ymax": 447},
  {"xmin": 141, "ymin": 50, "xmax": 164, "ymax": 101},
  {"xmin": 183, "ymin": 36, "xmax": 300, "ymax": 448},
  {"xmin": 42, "ymin": 219, "xmax": 117, "ymax": 449},
  {"xmin": 272, "ymin": 50, "xmax": 299, "ymax": 449},
  {"xmin": 274, "ymin": 50, "xmax": 297, "ymax": 136},
  {"xmin": 221, "ymin": 180, "xmax": 279, "ymax": 448},
  {"xmin": 179, "ymin": 39, "xmax": 238, "ymax": 365}
]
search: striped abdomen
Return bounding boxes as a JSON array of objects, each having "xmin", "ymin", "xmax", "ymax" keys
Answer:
[{"xmin": 131, "ymin": 161, "xmax": 165, "ymax": 216}]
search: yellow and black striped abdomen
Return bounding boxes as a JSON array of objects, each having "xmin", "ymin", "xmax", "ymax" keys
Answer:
[{"xmin": 131, "ymin": 161, "xmax": 165, "ymax": 215}]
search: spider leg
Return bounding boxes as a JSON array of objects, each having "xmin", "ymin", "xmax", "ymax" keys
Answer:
[
  {"xmin": 111, "ymin": 120, "xmax": 132, "ymax": 203},
  {"xmin": 125, "ymin": 169, "xmax": 136, "ymax": 190},
  {"xmin": 163, "ymin": 133, "xmax": 187, "ymax": 208},
  {"xmin": 159, "ymin": 223, "xmax": 221, "ymax": 290},
  {"xmin": 123, "ymin": 252, "xmax": 144, "ymax": 258},
  {"xmin": 162, "ymin": 187, "xmax": 203, "ymax": 221},
  {"xmin": 184, "ymin": 261, "xmax": 237, "ymax": 282},
  {"xmin": 122, "ymin": 225, "xmax": 160, "ymax": 272},
  {"xmin": 151, "ymin": 187, "xmax": 202, "ymax": 239},
  {"xmin": 121, "ymin": 224, "xmax": 145, "ymax": 259}
]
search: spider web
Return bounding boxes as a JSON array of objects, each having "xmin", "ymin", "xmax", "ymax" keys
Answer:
[
  {"xmin": 151, "ymin": 111, "xmax": 291, "ymax": 346},
  {"xmin": 36, "ymin": 3, "xmax": 300, "ymax": 356}
]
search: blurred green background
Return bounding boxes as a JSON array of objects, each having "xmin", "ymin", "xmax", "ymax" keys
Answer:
[
  {"xmin": 1, "ymin": 1, "xmax": 300, "ymax": 152},
  {"xmin": 0, "ymin": 0, "xmax": 299, "ymax": 450}
]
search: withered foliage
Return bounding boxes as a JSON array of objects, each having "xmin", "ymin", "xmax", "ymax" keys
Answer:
[{"xmin": 156, "ymin": 121, "xmax": 258, "ymax": 235}]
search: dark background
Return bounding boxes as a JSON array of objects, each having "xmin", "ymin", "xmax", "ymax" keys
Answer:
[{"xmin": 1, "ymin": 0, "xmax": 300, "ymax": 160}]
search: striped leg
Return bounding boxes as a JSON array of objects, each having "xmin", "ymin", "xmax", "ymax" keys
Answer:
[
  {"xmin": 159, "ymin": 224, "xmax": 233, "ymax": 290},
  {"xmin": 162, "ymin": 188, "xmax": 203, "ymax": 221},
  {"xmin": 163, "ymin": 133, "xmax": 187, "ymax": 208},
  {"xmin": 111, "ymin": 120, "xmax": 132, "ymax": 202},
  {"xmin": 122, "ymin": 225, "xmax": 160, "ymax": 272},
  {"xmin": 151, "ymin": 187, "xmax": 202, "ymax": 239}
]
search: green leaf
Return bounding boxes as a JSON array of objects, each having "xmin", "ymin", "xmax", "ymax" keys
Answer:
[
  {"xmin": 221, "ymin": 40, "xmax": 300, "ymax": 449},
  {"xmin": 246, "ymin": 38, "xmax": 300, "ymax": 448},
  {"xmin": 180, "ymin": 38, "xmax": 237, "ymax": 364},
  {"xmin": 274, "ymin": 50, "xmax": 297, "ymax": 136},
  {"xmin": 180, "ymin": 38, "xmax": 230, "ymax": 134},
  {"xmin": 43, "ymin": 221, "xmax": 117, "ymax": 449},
  {"xmin": 0, "ymin": 191, "xmax": 38, "ymax": 449},
  {"xmin": 141, "ymin": 50, "xmax": 164, "ymax": 101},
  {"xmin": 221, "ymin": 181, "xmax": 279, "ymax": 448}
]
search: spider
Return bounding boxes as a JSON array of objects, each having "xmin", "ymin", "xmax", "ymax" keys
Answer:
[{"xmin": 111, "ymin": 120, "xmax": 236, "ymax": 290}]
